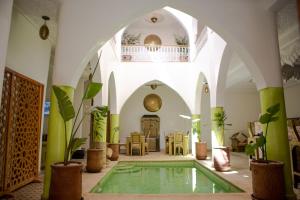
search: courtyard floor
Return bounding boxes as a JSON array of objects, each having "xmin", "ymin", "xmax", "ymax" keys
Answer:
[{"xmin": 7, "ymin": 151, "xmax": 257, "ymax": 200}]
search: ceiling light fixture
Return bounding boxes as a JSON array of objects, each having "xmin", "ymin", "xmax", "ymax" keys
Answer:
[
  {"xmin": 150, "ymin": 17, "xmax": 158, "ymax": 23},
  {"xmin": 39, "ymin": 16, "xmax": 50, "ymax": 40},
  {"xmin": 204, "ymin": 83, "xmax": 209, "ymax": 93}
]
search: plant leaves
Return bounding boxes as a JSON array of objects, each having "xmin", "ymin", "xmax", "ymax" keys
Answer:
[
  {"xmin": 256, "ymin": 135, "xmax": 266, "ymax": 147},
  {"xmin": 259, "ymin": 113, "xmax": 271, "ymax": 124},
  {"xmin": 267, "ymin": 103, "xmax": 280, "ymax": 115},
  {"xmin": 83, "ymin": 82, "xmax": 102, "ymax": 100},
  {"xmin": 245, "ymin": 143, "xmax": 256, "ymax": 156},
  {"xmin": 53, "ymin": 86, "xmax": 75, "ymax": 122},
  {"xmin": 269, "ymin": 116, "xmax": 279, "ymax": 122},
  {"xmin": 69, "ymin": 137, "xmax": 87, "ymax": 156}
]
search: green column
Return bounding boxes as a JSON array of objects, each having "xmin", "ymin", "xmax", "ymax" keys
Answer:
[
  {"xmin": 192, "ymin": 114, "xmax": 201, "ymax": 141},
  {"xmin": 110, "ymin": 114, "xmax": 119, "ymax": 144},
  {"xmin": 211, "ymin": 107, "xmax": 224, "ymax": 147},
  {"xmin": 92, "ymin": 111, "xmax": 107, "ymax": 143},
  {"xmin": 42, "ymin": 86, "xmax": 74, "ymax": 199},
  {"xmin": 259, "ymin": 87, "xmax": 295, "ymax": 199}
]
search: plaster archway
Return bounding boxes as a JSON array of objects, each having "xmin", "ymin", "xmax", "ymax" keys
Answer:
[
  {"xmin": 52, "ymin": 1, "xmax": 281, "ymax": 92},
  {"xmin": 119, "ymin": 79, "xmax": 192, "ymax": 149},
  {"xmin": 108, "ymin": 72, "xmax": 117, "ymax": 114},
  {"xmin": 215, "ymin": 45, "xmax": 233, "ymax": 106}
]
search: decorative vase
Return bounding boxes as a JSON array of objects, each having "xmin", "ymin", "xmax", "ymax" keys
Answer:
[
  {"xmin": 86, "ymin": 148, "xmax": 104, "ymax": 173},
  {"xmin": 195, "ymin": 141, "xmax": 207, "ymax": 160},
  {"xmin": 109, "ymin": 143, "xmax": 119, "ymax": 161},
  {"xmin": 213, "ymin": 146, "xmax": 231, "ymax": 172},
  {"xmin": 250, "ymin": 160, "xmax": 285, "ymax": 200},
  {"xmin": 49, "ymin": 162, "xmax": 83, "ymax": 200}
]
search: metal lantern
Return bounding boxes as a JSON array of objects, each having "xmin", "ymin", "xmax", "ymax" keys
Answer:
[{"xmin": 39, "ymin": 16, "xmax": 50, "ymax": 40}]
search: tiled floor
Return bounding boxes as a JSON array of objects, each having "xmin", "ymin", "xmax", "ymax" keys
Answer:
[{"xmin": 6, "ymin": 151, "xmax": 294, "ymax": 200}]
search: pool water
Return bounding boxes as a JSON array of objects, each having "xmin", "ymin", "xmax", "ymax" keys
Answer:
[{"xmin": 91, "ymin": 161, "xmax": 244, "ymax": 194}]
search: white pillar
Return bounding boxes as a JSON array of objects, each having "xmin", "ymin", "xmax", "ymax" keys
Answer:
[{"xmin": 0, "ymin": 0, "xmax": 13, "ymax": 102}]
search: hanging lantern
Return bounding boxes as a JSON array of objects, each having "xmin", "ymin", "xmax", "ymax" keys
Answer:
[{"xmin": 39, "ymin": 16, "xmax": 50, "ymax": 40}]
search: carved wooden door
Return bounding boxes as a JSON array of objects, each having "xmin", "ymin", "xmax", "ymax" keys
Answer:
[
  {"xmin": 0, "ymin": 68, "xmax": 43, "ymax": 194},
  {"xmin": 141, "ymin": 115, "xmax": 160, "ymax": 151}
]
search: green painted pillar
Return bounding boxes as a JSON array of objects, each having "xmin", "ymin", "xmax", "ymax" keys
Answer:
[
  {"xmin": 259, "ymin": 87, "xmax": 295, "ymax": 199},
  {"xmin": 192, "ymin": 114, "xmax": 201, "ymax": 141},
  {"xmin": 110, "ymin": 114, "xmax": 120, "ymax": 144},
  {"xmin": 211, "ymin": 107, "xmax": 224, "ymax": 147},
  {"xmin": 42, "ymin": 86, "xmax": 74, "ymax": 199}
]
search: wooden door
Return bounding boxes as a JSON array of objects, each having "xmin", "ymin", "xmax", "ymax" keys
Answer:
[{"xmin": 141, "ymin": 115, "xmax": 160, "ymax": 151}]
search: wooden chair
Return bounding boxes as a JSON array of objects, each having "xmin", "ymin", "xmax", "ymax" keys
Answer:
[
  {"xmin": 144, "ymin": 131, "xmax": 151, "ymax": 154},
  {"xmin": 130, "ymin": 132, "xmax": 142, "ymax": 156},
  {"xmin": 174, "ymin": 132, "xmax": 184, "ymax": 155}
]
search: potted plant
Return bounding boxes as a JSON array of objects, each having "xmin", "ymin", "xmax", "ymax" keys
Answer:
[
  {"xmin": 192, "ymin": 117, "xmax": 207, "ymax": 160},
  {"xmin": 212, "ymin": 110, "xmax": 232, "ymax": 171},
  {"xmin": 245, "ymin": 103, "xmax": 285, "ymax": 200},
  {"xmin": 109, "ymin": 126, "xmax": 120, "ymax": 161},
  {"xmin": 174, "ymin": 34, "xmax": 189, "ymax": 62},
  {"xmin": 86, "ymin": 106, "xmax": 108, "ymax": 172},
  {"xmin": 49, "ymin": 58, "xmax": 102, "ymax": 200}
]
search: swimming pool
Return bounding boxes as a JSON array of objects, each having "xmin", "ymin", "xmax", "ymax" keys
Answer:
[{"xmin": 90, "ymin": 161, "xmax": 244, "ymax": 194}]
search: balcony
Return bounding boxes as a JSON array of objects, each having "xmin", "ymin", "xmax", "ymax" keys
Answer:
[{"xmin": 121, "ymin": 45, "xmax": 189, "ymax": 62}]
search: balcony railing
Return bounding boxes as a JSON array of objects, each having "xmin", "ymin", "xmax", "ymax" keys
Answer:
[{"xmin": 121, "ymin": 45, "xmax": 189, "ymax": 62}]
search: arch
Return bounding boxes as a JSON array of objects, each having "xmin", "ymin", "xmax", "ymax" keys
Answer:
[
  {"xmin": 215, "ymin": 45, "xmax": 233, "ymax": 106},
  {"xmin": 195, "ymin": 72, "xmax": 209, "ymax": 114},
  {"xmin": 52, "ymin": 1, "xmax": 280, "ymax": 91},
  {"xmin": 108, "ymin": 72, "xmax": 117, "ymax": 114},
  {"xmin": 119, "ymin": 79, "xmax": 192, "ymax": 149},
  {"xmin": 119, "ymin": 79, "xmax": 192, "ymax": 115}
]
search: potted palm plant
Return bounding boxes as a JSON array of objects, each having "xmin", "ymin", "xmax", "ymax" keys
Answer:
[
  {"xmin": 86, "ymin": 106, "xmax": 108, "ymax": 172},
  {"xmin": 245, "ymin": 103, "xmax": 285, "ymax": 200},
  {"xmin": 192, "ymin": 117, "xmax": 207, "ymax": 160},
  {"xmin": 212, "ymin": 110, "xmax": 232, "ymax": 171},
  {"xmin": 49, "ymin": 57, "xmax": 102, "ymax": 200},
  {"xmin": 109, "ymin": 126, "xmax": 120, "ymax": 161}
]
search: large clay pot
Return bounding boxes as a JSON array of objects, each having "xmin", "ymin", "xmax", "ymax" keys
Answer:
[
  {"xmin": 109, "ymin": 143, "xmax": 119, "ymax": 161},
  {"xmin": 195, "ymin": 142, "xmax": 207, "ymax": 160},
  {"xmin": 250, "ymin": 160, "xmax": 285, "ymax": 200},
  {"xmin": 49, "ymin": 161, "xmax": 83, "ymax": 200},
  {"xmin": 213, "ymin": 146, "xmax": 231, "ymax": 172},
  {"xmin": 86, "ymin": 148, "xmax": 104, "ymax": 173}
]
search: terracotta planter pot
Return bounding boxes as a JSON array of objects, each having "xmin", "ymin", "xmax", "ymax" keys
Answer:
[
  {"xmin": 213, "ymin": 146, "xmax": 231, "ymax": 172},
  {"xmin": 109, "ymin": 143, "xmax": 119, "ymax": 161},
  {"xmin": 86, "ymin": 148, "xmax": 105, "ymax": 173},
  {"xmin": 49, "ymin": 161, "xmax": 83, "ymax": 200},
  {"xmin": 250, "ymin": 160, "xmax": 285, "ymax": 200},
  {"xmin": 195, "ymin": 142, "xmax": 207, "ymax": 160}
]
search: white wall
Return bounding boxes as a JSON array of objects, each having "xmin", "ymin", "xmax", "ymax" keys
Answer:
[
  {"xmin": 200, "ymin": 88, "xmax": 212, "ymax": 149},
  {"xmin": 285, "ymin": 84, "xmax": 300, "ymax": 118},
  {"xmin": 223, "ymin": 90, "xmax": 260, "ymax": 146},
  {"xmin": 0, "ymin": 0, "xmax": 13, "ymax": 101},
  {"xmin": 120, "ymin": 84, "xmax": 191, "ymax": 150},
  {"xmin": 6, "ymin": 7, "xmax": 51, "ymax": 85}
]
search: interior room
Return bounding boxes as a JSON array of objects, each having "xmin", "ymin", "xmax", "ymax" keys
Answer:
[{"xmin": 1, "ymin": 0, "xmax": 300, "ymax": 200}]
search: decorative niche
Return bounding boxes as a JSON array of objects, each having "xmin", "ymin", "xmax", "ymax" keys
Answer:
[{"xmin": 144, "ymin": 34, "xmax": 162, "ymax": 51}]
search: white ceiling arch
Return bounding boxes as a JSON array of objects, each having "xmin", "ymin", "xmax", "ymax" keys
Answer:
[{"xmin": 50, "ymin": 0, "xmax": 282, "ymax": 93}]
